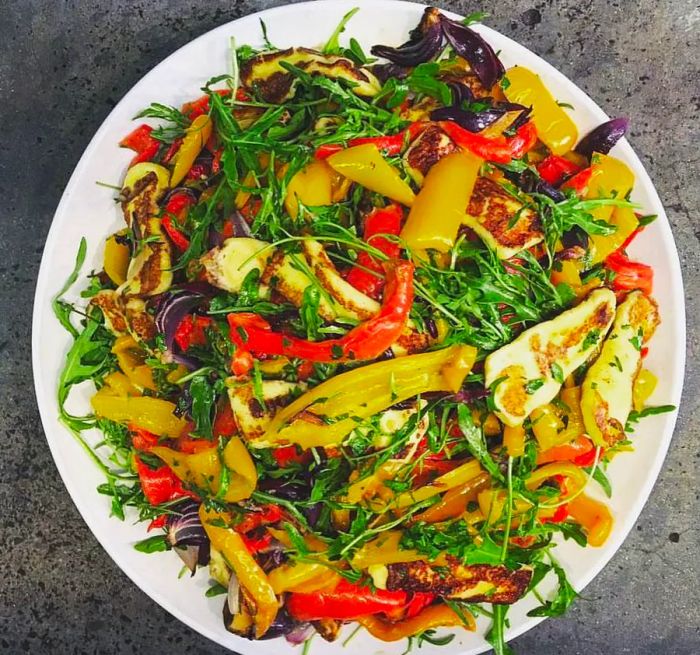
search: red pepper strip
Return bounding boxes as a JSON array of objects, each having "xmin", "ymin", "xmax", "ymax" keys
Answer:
[
  {"xmin": 162, "ymin": 190, "xmax": 196, "ymax": 251},
  {"xmin": 174, "ymin": 315, "xmax": 213, "ymax": 351},
  {"xmin": 181, "ymin": 88, "xmax": 250, "ymax": 120},
  {"xmin": 228, "ymin": 260, "xmax": 414, "ymax": 363},
  {"xmin": 130, "ymin": 425, "xmax": 160, "ymax": 451},
  {"xmin": 562, "ymin": 166, "xmax": 593, "ymax": 196},
  {"xmin": 287, "ymin": 579, "xmax": 409, "ymax": 621},
  {"xmin": 438, "ymin": 120, "xmax": 538, "ymax": 163},
  {"xmin": 162, "ymin": 216, "xmax": 191, "ymax": 251},
  {"xmin": 272, "ymin": 445, "xmax": 306, "ymax": 466},
  {"xmin": 230, "ymin": 348, "xmax": 254, "ymax": 376},
  {"xmin": 162, "ymin": 138, "xmax": 182, "ymax": 165},
  {"xmin": 541, "ymin": 503, "xmax": 569, "ymax": 524},
  {"xmin": 240, "ymin": 532, "xmax": 273, "ymax": 555},
  {"xmin": 314, "ymin": 123, "xmax": 425, "ymax": 160},
  {"xmin": 572, "ymin": 446, "xmax": 599, "ymax": 467},
  {"xmin": 134, "ymin": 456, "xmax": 194, "ymax": 505},
  {"xmin": 186, "ymin": 161, "xmax": 210, "ymax": 181},
  {"xmin": 346, "ymin": 204, "xmax": 403, "ymax": 299},
  {"xmin": 383, "ymin": 593, "xmax": 436, "ymax": 621},
  {"xmin": 148, "ymin": 514, "xmax": 168, "ymax": 531},
  {"xmin": 605, "ymin": 249, "xmax": 653, "ymax": 296},
  {"xmin": 212, "ymin": 401, "xmax": 238, "ymax": 438},
  {"xmin": 175, "ymin": 434, "xmax": 216, "ymax": 454},
  {"xmin": 621, "ymin": 224, "xmax": 644, "ymax": 251},
  {"xmin": 538, "ymin": 435, "xmax": 594, "ymax": 465},
  {"xmin": 119, "ymin": 124, "xmax": 161, "ymax": 165},
  {"xmin": 235, "ymin": 505, "xmax": 284, "ymax": 535},
  {"xmin": 537, "ymin": 154, "xmax": 581, "ymax": 186}
]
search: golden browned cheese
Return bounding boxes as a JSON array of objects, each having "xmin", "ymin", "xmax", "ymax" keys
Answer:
[
  {"xmin": 404, "ymin": 124, "xmax": 458, "ymax": 184},
  {"xmin": 123, "ymin": 298, "xmax": 157, "ymax": 342},
  {"xmin": 121, "ymin": 171, "xmax": 164, "ymax": 230},
  {"xmin": 464, "ymin": 177, "xmax": 544, "ymax": 259},
  {"xmin": 386, "ymin": 558, "xmax": 532, "ymax": 604},
  {"xmin": 240, "ymin": 47, "xmax": 379, "ymax": 103},
  {"xmin": 91, "ymin": 290, "xmax": 128, "ymax": 336},
  {"xmin": 313, "ymin": 618, "xmax": 342, "ymax": 642}
]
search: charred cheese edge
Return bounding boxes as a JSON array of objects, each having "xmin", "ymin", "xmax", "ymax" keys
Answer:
[
  {"xmin": 485, "ymin": 288, "xmax": 617, "ymax": 427},
  {"xmin": 463, "ymin": 177, "xmax": 544, "ymax": 260},
  {"xmin": 201, "ymin": 237, "xmax": 274, "ymax": 294},
  {"xmin": 404, "ymin": 124, "xmax": 457, "ymax": 186},
  {"xmin": 581, "ymin": 290, "xmax": 660, "ymax": 446}
]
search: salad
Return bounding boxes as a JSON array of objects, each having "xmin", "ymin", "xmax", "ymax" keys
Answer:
[{"xmin": 54, "ymin": 6, "xmax": 675, "ymax": 653}]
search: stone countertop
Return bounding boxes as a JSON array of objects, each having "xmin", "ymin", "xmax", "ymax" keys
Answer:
[{"xmin": 1, "ymin": 0, "xmax": 698, "ymax": 653}]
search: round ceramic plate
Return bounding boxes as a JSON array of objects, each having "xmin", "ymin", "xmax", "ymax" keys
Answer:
[{"xmin": 32, "ymin": 1, "xmax": 685, "ymax": 653}]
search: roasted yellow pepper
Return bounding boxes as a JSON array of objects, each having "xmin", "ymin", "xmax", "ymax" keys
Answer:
[
  {"xmin": 633, "ymin": 369, "xmax": 657, "ymax": 411},
  {"xmin": 284, "ymin": 160, "xmax": 333, "ymax": 219},
  {"xmin": 351, "ymin": 531, "xmax": 427, "ymax": 569},
  {"xmin": 199, "ymin": 506, "xmax": 277, "ymax": 638},
  {"xmin": 261, "ymin": 345, "xmax": 476, "ymax": 449},
  {"xmin": 151, "ymin": 437, "xmax": 256, "ymax": 502},
  {"xmin": 589, "ymin": 206, "xmax": 638, "ymax": 264},
  {"xmin": 327, "ymin": 143, "xmax": 416, "ymax": 207},
  {"xmin": 360, "ymin": 604, "xmax": 474, "ymax": 640},
  {"xmin": 530, "ymin": 404, "xmax": 564, "ymax": 450},
  {"xmin": 393, "ymin": 459, "xmax": 482, "ymax": 509},
  {"xmin": 111, "ymin": 335, "xmax": 156, "ymax": 391},
  {"xmin": 568, "ymin": 493, "xmax": 613, "ymax": 546},
  {"xmin": 585, "ymin": 153, "xmax": 635, "ymax": 224},
  {"xmin": 101, "ymin": 371, "xmax": 140, "ymax": 397},
  {"xmin": 103, "ymin": 231, "xmax": 130, "ymax": 285},
  {"xmin": 503, "ymin": 424, "xmax": 526, "ymax": 458},
  {"xmin": 171, "ymin": 114, "xmax": 212, "ymax": 186},
  {"xmin": 91, "ymin": 387, "xmax": 187, "ymax": 437},
  {"xmin": 414, "ymin": 472, "xmax": 490, "ymax": 523},
  {"xmin": 401, "ymin": 151, "xmax": 482, "ymax": 253},
  {"xmin": 267, "ymin": 561, "xmax": 340, "ymax": 594},
  {"xmin": 503, "ymin": 66, "xmax": 578, "ymax": 154}
]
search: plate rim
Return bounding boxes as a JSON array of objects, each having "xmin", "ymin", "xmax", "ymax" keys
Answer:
[{"xmin": 31, "ymin": 0, "xmax": 687, "ymax": 652}]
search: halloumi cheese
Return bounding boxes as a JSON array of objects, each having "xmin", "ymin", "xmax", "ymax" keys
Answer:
[
  {"xmin": 581, "ymin": 290, "xmax": 660, "ymax": 446},
  {"xmin": 485, "ymin": 288, "xmax": 616, "ymax": 427},
  {"xmin": 201, "ymin": 237, "xmax": 273, "ymax": 293}
]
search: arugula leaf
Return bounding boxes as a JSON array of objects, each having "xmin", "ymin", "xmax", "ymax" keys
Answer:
[
  {"xmin": 52, "ymin": 237, "xmax": 87, "ymax": 338},
  {"xmin": 457, "ymin": 404, "xmax": 504, "ymax": 482},
  {"xmin": 205, "ymin": 582, "xmax": 228, "ymax": 597},
  {"xmin": 550, "ymin": 362, "xmax": 565, "ymax": 385},
  {"xmin": 486, "ymin": 604, "xmax": 514, "ymax": 655},
  {"xmin": 134, "ymin": 534, "xmax": 169, "ymax": 554},
  {"xmin": 527, "ymin": 558, "xmax": 578, "ymax": 617},
  {"xmin": 323, "ymin": 7, "xmax": 360, "ymax": 54},
  {"xmin": 300, "ymin": 285, "xmax": 322, "ymax": 340},
  {"xmin": 406, "ymin": 63, "xmax": 452, "ymax": 105},
  {"xmin": 625, "ymin": 404, "xmax": 675, "ymax": 432},
  {"xmin": 586, "ymin": 465, "xmax": 612, "ymax": 498},
  {"xmin": 189, "ymin": 375, "xmax": 216, "ymax": 439}
]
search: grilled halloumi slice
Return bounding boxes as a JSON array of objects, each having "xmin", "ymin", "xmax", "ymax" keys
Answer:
[
  {"xmin": 485, "ymin": 288, "xmax": 617, "ymax": 427},
  {"xmin": 201, "ymin": 237, "xmax": 274, "ymax": 294},
  {"xmin": 581, "ymin": 290, "xmax": 660, "ymax": 446},
  {"xmin": 240, "ymin": 47, "xmax": 380, "ymax": 104},
  {"xmin": 404, "ymin": 124, "xmax": 457, "ymax": 186},
  {"xmin": 91, "ymin": 290, "xmax": 128, "ymax": 336},
  {"xmin": 386, "ymin": 558, "xmax": 532, "ymax": 604},
  {"xmin": 123, "ymin": 297, "xmax": 157, "ymax": 342},
  {"xmin": 228, "ymin": 379, "xmax": 306, "ymax": 444},
  {"xmin": 463, "ymin": 177, "xmax": 544, "ymax": 260}
]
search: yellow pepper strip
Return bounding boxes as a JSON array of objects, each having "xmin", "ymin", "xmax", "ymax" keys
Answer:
[
  {"xmin": 284, "ymin": 160, "xmax": 333, "ymax": 219},
  {"xmin": 329, "ymin": 168, "xmax": 352, "ymax": 203},
  {"xmin": 351, "ymin": 531, "xmax": 426, "ymax": 569},
  {"xmin": 568, "ymin": 493, "xmax": 613, "ymax": 547},
  {"xmin": 525, "ymin": 462, "xmax": 588, "ymax": 500},
  {"xmin": 589, "ymin": 206, "xmax": 639, "ymax": 264},
  {"xmin": 327, "ymin": 143, "xmax": 416, "ymax": 207},
  {"xmin": 585, "ymin": 153, "xmax": 635, "ymax": 224},
  {"xmin": 400, "ymin": 151, "xmax": 482, "ymax": 253},
  {"xmin": 393, "ymin": 459, "xmax": 482, "ymax": 510},
  {"xmin": 199, "ymin": 506, "xmax": 277, "ymax": 638},
  {"xmin": 235, "ymin": 154, "xmax": 270, "ymax": 209},
  {"xmin": 261, "ymin": 345, "xmax": 476, "ymax": 449},
  {"xmin": 633, "ymin": 369, "xmax": 658, "ymax": 412},
  {"xmin": 477, "ymin": 488, "xmax": 506, "ymax": 524},
  {"xmin": 103, "ymin": 231, "xmax": 130, "ymax": 285},
  {"xmin": 170, "ymin": 114, "xmax": 213, "ymax": 186},
  {"xmin": 414, "ymin": 472, "xmax": 490, "ymax": 523},
  {"xmin": 151, "ymin": 437, "xmax": 256, "ymax": 503},
  {"xmin": 359, "ymin": 603, "xmax": 474, "ymax": 640},
  {"xmin": 91, "ymin": 387, "xmax": 187, "ymax": 437},
  {"xmin": 111, "ymin": 335, "xmax": 156, "ymax": 391},
  {"xmin": 268, "ymin": 561, "xmax": 340, "ymax": 594},
  {"xmin": 502, "ymin": 66, "xmax": 578, "ymax": 155},
  {"xmin": 530, "ymin": 404, "xmax": 564, "ymax": 451},
  {"xmin": 503, "ymin": 424, "xmax": 526, "ymax": 458},
  {"xmin": 102, "ymin": 371, "xmax": 140, "ymax": 397},
  {"xmin": 556, "ymin": 386, "xmax": 585, "ymax": 443}
]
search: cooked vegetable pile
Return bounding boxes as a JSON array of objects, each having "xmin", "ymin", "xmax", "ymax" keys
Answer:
[{"xmin": 54, "ymin": 7, "xmax": 674, "ymax": 653}]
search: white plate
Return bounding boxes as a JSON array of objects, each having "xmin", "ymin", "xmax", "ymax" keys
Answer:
[{"xmin": 31, "ymin": 1, "xmax": 686, "ymax": 653}]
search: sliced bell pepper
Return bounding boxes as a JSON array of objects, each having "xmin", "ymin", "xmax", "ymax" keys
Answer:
[
  {"xmin": 119, "ymin": 124, "xmax": 161, "ymax": 165},
  {"xmin": 525, "ymin": 462, "xmax": 588, "ymax": 501},
  {"xmin": 151, "ymin": 436, "xmax": 257, "ymax": 503},
  {"xmin": 589, "ymin": 206, "xmax": 639, "ymax": 264},
  {"xmin": 314, "ymin": 122, "xmax": 425, "ymax": 160},
  {"xmin": 585, "ymin": 153, "xmax": 635, "ymax": 222},
  {"xmin": 130, "ymin": 425, "xmax": 160, "ymax": 451},
  {"xmin": 562, "ymin": 166, "xmax": 594, "ymax": 196},
  {"xmin": 568, "ymin": 493, "xmax": 613, "ymax": 546},
  {"xmin": 413, "ymin": 472, "xmax": 490, "ymax": 523},
  {"xmin": 503, "ymin": 424, "xmax": 526, "ymax": 458},
  {"xmin": 199, "ymin": 506, "xmax": 277, "ymax": 637},
  {"xmin": 271, "ymin": 444, "xmax": 305, "ymax": 466},
  {"xmin": 112, "ymin": 335, "xmax": 157, "ymax": 391},
  {"xmin": 438, "ymin": 120, "xmax": 538, "ymax": 164},
  {"xmin": 174, "ymin": 314, "xmax": 213, "ymax": 351},
  {"xmin": 103, "ymin": 231, "xmax": 130, "ymax": 285},
  {"xmin": 162, "ymin": 190, "xmax": 196, "ymax": 251},
  {"xmin": 537, "ymin": 435, "xmax": 595, "ymax": 465},
  {"xmin": 134, "ymin": 456, "xmax": 193, "ymax": 505},
  {"xmin": 401, "ymin": 150, "xmax": 482, "ymax": 253},
  {"xmin": 351, "ymin": 531, "xmax": 426, "ymax": 569},
  {"xmin": 326, "ymin": 143, "xmax": 416, "ymax": 207},
  {"xmin": 633, "ymin": 369, "xmax": 657, "ymax": 412},
  {"xmin": 170, "ymin": 114, "xmax": 213, "ymax": 186},
  {"xmin": 259, "ymin": 344, "xmax": 476, "ymax": 449},
  {"xmin": 502, "ymin": 66, "xmax": 578, "ymax": 155},
  {"xmin": 605, "ymin": 249, "xmax": 653, "ymax": 296},
  {"xmin": 227, "ymin": 259, "xmax": 414, "ymax": 363},
  {"xmin": 286, "ymin": 579, "xmax": 409, "ymax": 621},
  {"xmin": 268, "ymin": 561, "xmax": 341, "ymax": 594},
  {"xmin": 212, "ymin": 400, "xmax": 238, "ymax": 438},
  {"xmin": 359, "ymin": 603, "xmax": 472, "ymax": 640},
  {"xmin": 346, "ymin": 204, "xmax": 403, "ymax": 299},
  {"xmin": 540, "ymin": 503, "xmax": 569, "ymax": 524},
  {"xmin": 537, "ymin": 154, "xmax": 581, "ymax": 185},
  {"xmin": 284, "ymin": 160, "xmax": 333, "ymax": 219},
  {"xmin": 230, "ymin": 348, "xmax": 254, "ymax": 377}
]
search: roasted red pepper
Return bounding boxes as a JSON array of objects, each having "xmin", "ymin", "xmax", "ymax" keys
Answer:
[
  {"xmin": 162, "ymin": 191, "xmax": 196, "ymax": 251},
  {"xmin": 537, "ymin": 154, "xmax": 581, "ymax": 186},
  {"xmin": 562, "ymin": 166, "xmax": 594, "ymax": 196},
  {"xmin": 346, "ymin": 204, "xmax": 403, "ymax": 299},
  {"xmin": 605, "ymin": 249, "xmax": 653, "ymax": 296},
  {"xmin": 271, "ymin": 444, "xmax": 306, "ymax": 466},
  {"xmin": 287, "ymin": 579, "xmax": 409, "ymax": 621},
  {"xmin": 537, "ymin": 435, "xmax": 595, "ymax": 465},
  {"xmin": 438, "ymin": 120, "xmax": 538, "ymax": 163},
  {"xmin": 235, "ymin": 504, "xmax": 284, "ymax": 535},
  {"xmin": 119, "ymin": 124, "xmax": 161, "ymax": 165},
  {"xmin": 134, "ymin": 456, "xmax": 194, "ymax": 505},
  {"xmin": 174, "ymin": 314, "xmax": 213, "ymax": 351},
  {"xmin": 227, "ymin": 260, "xmax": 414, "ymax": 363},
  {"xmin": 541, "ymin": 503, "xmax": 569, "ymax": 524},
  {"xmin": 314, "ymin": 123, "xmax": 425, "ymax": 160},
  {"xmin": 212, "ymin": 401, "xmax": 238, "ymax": 438},
  {"xmin": 230, "ymin": 348, "xmax": 254, "ymax": 377},
  {"xmin": 181, "ymin": 88, "xmax": 250, "ymax": 120},
  {"xmin": 130, "ymin": 425, "xmax": 160, "ymax": 451}
]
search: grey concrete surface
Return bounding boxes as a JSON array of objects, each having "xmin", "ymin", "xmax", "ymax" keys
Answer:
[{"xmin": 1, "ymin": 0, "xmax": 698, "ymax": 653}]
